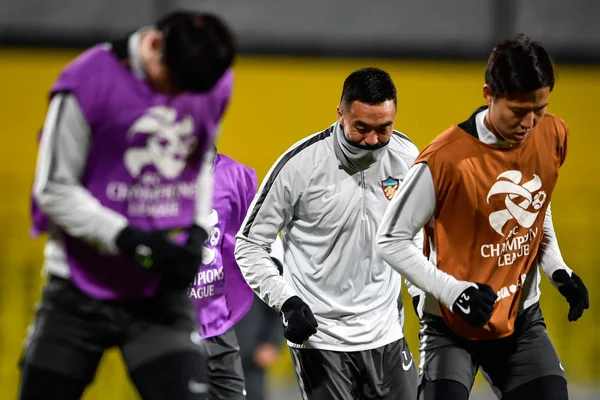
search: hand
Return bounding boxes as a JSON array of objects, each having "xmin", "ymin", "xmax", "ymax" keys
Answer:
[
  {"xmin": 281, "ymin": 296, "xmax": 318, "ymax": 344},
  {"xmin": 165, "ymin": 224, "xmax": 209, "ymax": 289},
  {"xmin": 116, "ymin": 225, "xmax": 205, "ymax": 289},
  {"xmin": 552, "ymin": 270, "xmax": 589, "ymax": 321},
  {"xmin": 253, "ymin": 344, "xmax": 279, "ymax": 369},
  {"xmin": 452, "ymin": 283, "xmax": 498, "ymax": 327}
]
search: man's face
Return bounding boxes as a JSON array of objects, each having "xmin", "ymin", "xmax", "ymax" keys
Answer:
[
  {"xmin": 336, "ymin": 100, "xmax": 396, "ymax": 148},
  {"xmin": 484, "ymin": 85, "xmax": 550, "ymax": 144}
]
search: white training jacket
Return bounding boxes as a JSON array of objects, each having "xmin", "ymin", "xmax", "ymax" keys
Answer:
[{"xmin": 235, "ymin": 121, "xmax": 421, "ymax": 351}]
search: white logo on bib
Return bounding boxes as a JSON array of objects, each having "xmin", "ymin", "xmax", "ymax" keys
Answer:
[{"xmin": 124, "ymin": 106, "xmax": 196, "ymax": 179}]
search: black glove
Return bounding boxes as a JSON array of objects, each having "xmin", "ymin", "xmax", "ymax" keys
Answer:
[
  {"xmin": 552, "ymin": 270, "xmax": 589, "ymax": 321},
  {"xmin": 452, "ymin": 283, "xmax": 498, "ymax": 327},
  {"xmin": 281, "ymin": 296, "xmax": 318, "ymax": 344},
  {"xmin": 116, "ymin": 225, "xmax": 206, "ymax": 289},
  {"xmin": 185, "ymin": 224, "xmax": 209, "ymax": 250}
]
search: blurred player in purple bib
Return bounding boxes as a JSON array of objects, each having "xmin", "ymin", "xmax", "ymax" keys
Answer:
[
  {"xmin": 20, "ymin": 10, "xmax": 236, "ymax": 400},
  {"xmin": 189, "ymin": 148, "xmax": 280, "ymax": 399}
]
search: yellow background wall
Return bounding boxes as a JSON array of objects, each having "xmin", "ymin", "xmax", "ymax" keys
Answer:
[{"xmin": 0, "ymin": 50, "xmax": 597, "ymax": 398}]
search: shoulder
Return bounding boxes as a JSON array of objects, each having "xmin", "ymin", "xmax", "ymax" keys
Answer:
[
  {"xmin": 196, "ymin": 68, "xmax": 234, "ymax": 108},
  {"xmin": 538, "ymin": 112, "xmax": 568, "ymax": 139},
  {"xmin": 216, "ymin": 153, "xmax": 252, "ymax": 173},
  {"xmin": 416, "ymin": 125, "xmax": 470, "ymax": 165},
  {"xmin": 52, "ymin": 44, "xmax": 116, "ymax": 92},
  {"xmin": 210, "ymin": 68, "xmax": 234, "ymax": 96},
  {"xmin": 215, "ymin": 153, "xmax": 258, "ymax": 187},
  {"xmin": 536, "ymin": 113, "xmax": 569, "ymax": 164},
  {"xmin": 272, "ymin": 125, "xmax": 335, "ymax": 179},
  {"xmin": 387, "ymin": 130, "xmax": 420, "ymax": 165}
]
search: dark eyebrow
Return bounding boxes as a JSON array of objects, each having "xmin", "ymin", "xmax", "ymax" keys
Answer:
[
  {"xmin": 510, "ymin": 103, "xmax": 549, "ymax": 113},
  {"xmin": 354, "ymin": 120, "xmax": 394, "ymax": 129}
]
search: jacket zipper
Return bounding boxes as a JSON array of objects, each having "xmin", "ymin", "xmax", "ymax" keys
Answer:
[{"xmin": 361, "ymin": 171, "xmax": 366, "ymax": 212}]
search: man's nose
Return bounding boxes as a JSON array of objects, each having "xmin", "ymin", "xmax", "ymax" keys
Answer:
[
  {"xmin": 363, "ymin": 132, "xmax": 379, "ymax": 146},
  {"xmin": 521, "ymin": 112, "xmax": 535, "ymax": 130}
]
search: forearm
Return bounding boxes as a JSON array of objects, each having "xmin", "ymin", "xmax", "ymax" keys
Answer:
[
  {"xmin": 33, "ymin": 93, "xmax": 127, "ymax": 253},
  {"xmin": 194, "ymin": 147, "xmax": 216, "ymax": 234},
  {"xmin": 235, "ymin": 150, "xmax": 303, "ymax": 311},
  {"xmin": 376, "ymin": 163, "xmax": 473, "ymax": 307},
  {"xmin": 538, "ymin": 204, "xmax": 572, "ymax": 283},
  {"xmin": 235, "ymin": 236, "xmax": 297, "ymax": 312}
]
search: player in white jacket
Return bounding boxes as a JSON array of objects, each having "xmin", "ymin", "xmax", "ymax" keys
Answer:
[{"xmin": 235, "ymin": 68, "xmax": 420, "ymax": 399}]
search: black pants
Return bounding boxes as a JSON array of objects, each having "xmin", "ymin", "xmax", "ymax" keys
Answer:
[
  {"xmin": 290, "ymin": 338, "xmax": 417, "ymax": 400},
  {"xmin": 196, "ymin": 328, "xmax": 246, "ymax": 399},
  {"xmin": 18, "ymin": 276, "xmax": 240, "ymax": 399},
  {"xmin": 418, "ymin": 303, "xmax": 567, "ymax": 399}
]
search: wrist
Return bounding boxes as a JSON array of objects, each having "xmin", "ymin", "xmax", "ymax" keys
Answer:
[
  {"xmin": 186, "ymin": 224, "xmax": 208, "ymax": 249},
  {"xmin": 550, "ymin": 266, "xmax": 572, "ymax": 283},
  {"xmin": 115, "ymin": 226, "xmax": 137, "ymax": 254},
  {"xmin": 443, "ymin": 280, "xmax": 477, "ymax": 309},
  {"xmin": 281, "ymin": 296, "xmax": 302, "ymax": 313}
]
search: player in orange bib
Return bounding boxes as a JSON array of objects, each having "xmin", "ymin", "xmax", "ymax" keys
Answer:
[{"xmin": 376, "ymin": 35, "xmax": 589, "ymax": 400}]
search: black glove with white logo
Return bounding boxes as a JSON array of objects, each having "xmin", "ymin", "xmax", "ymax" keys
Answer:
[
  {"xmin": 552, "ymin": 270, "xmax": 589, "ymax": 321},
  {"xmin": 116, "ymin": 225, "xmax": 206, "ymax": 289},
  {"xmin": 452, "ymin": 283, "xmax": 498, "ymax": 327},
  {"xmin": 281, "ymin": 296, "xmax": 318, "ymax": 344}
]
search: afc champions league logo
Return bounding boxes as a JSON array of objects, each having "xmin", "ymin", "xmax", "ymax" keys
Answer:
[
  {"xmin": 124, "ymin": 106, "xmax": 197, "ymax": 179},
  {"xmin": 486, "ymin": 170, "xmax": 547, "ymax": 236}
]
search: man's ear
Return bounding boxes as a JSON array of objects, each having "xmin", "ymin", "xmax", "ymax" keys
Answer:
[{"xmin": 483, "ymin": 84, "xmax": 494, "ymax": 107}]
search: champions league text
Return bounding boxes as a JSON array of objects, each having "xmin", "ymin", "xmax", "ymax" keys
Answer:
[
  {"xmin": 106, "ymin": 179, "xmax": 196, "ymax": 218},
  {"xmin": 480, "ymin": 227, "xmax": 538, "ymax": 267},
  {"xmin": 188, "ymin": 266, "xmax": 225, "ymax": 299}
]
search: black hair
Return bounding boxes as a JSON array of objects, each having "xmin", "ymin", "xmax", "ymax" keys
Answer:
[
  {"xmin": 156, "ymin": 11, "xmax": 236, "ymax": 93},
  {"xmin": 340, "ymin": 67, "xmax": 397, "ymax": 108},
  {"xmin": 485, "ymin": 34, "xmax": 555, "ymax": 97}
]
